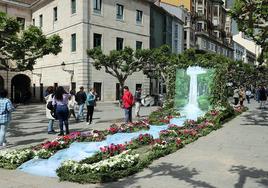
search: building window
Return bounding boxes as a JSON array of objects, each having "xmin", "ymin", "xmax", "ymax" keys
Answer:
[
  {"xmin": 71, "ymin": 33, "xmax": 76, "ymax": 52},
  {"xmin": 116, "ymin": 37, "xmax": 124, "ymax": 50},
  {"xmin": 53, "ymin": 7, "xmax": 58, "ymax": 22},
  {"xmin": 174, "ymin": 39, "xmax": 178, "ymax": 52},
  {"xmin": 32, "ymin": 18, "xmax": 35, "ymax": 26},
  {"xmin": 213, "ymin": 6, "xmax": 218, "ymax": 17},
  {"xmin": 197, "ymin": 23, "xmax": 202, "ymax": 31},
  {"xmin": 184, "ymin": 31, "xmax": 187, "ymax": 40},
  {"xmin": 174, "ymin": 24, "xmax": 178, "ymax": 38},
  {"xmin": 39, "ymin": 14, "xmax": 43, "ymax": 28},
  {"xmin": 93, "ymin": 33, "xmax": 102, "ymax": 48},
  {"xmin": 116, "ymin": 4, "xmax": 124, "ymax": 20},
  {"xmin": 71, "ymin": 0, "xmax": 76, "ymax": 14},
  {"xmin": 17, "ymin": 17, "xmax": 25, "ymax": 30},
  {"xmin": 136, "ymin": 10, "xmax": 143, "ymax": 24},
  {"xmin": 136, "ymin": 41, "xmax": 142, "ymax": 50},
  {"xmin": 93, "ymin": 0, "xmax": 102, "ymax": 14}
]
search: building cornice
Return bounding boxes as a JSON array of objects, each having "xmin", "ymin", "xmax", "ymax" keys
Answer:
[{"xmin": 0, "ymin": 0, "xmax": 31, "ymax": 8}]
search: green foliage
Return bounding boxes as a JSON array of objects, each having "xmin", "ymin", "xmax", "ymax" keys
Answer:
[
  {"xmin": 230, "ymin": 0, "xmax": 268, "ymax": 64},
  {"xmin": 88, "ymin": 47, "xmax": 145, "ymax": 95},
  {"xmin": 0, "ymin": 12, "xmax": 62, "ymax": 71}
]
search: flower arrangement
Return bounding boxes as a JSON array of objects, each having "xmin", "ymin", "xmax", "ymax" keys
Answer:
[
  {"xmin": 57, "ymin": 151, "xmax": 139, "ymax": 176},
  {"xmin": 106, "ymin": 122, "xmax": 150, "ymax": 135},
  {"xmin": 99, "ymin": 143, "xmax": 127, "ymax": 158},
  {"xmin": 131, "ymin": 134, "xmax": 154, "ymax": 146},
  {"xmin": 0, "ymin": 149, "xmax": 33, "ymax": 169}
]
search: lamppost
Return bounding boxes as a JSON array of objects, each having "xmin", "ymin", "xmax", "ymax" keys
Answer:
[
  {"xmin": 32, "ymin": 72, "xmax": 42, "ymax": 83},
  {"xmin": 61, "ymin": 61, "xmax": 74, "ymax": 88}
]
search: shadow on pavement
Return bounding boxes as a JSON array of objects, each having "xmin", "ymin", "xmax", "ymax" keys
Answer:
[
  {"xmin": 12, "ymin": 138, "xmax": 47, "ymax": 147},
  {"xmin": 240, "ymin": 108, "xmax": 268, "ymax": 127},
  {"xmin": 230, "ymin": 165, "xmax": 268, "ymax": 188},
  {"xmin": 98, "ymin": 162, "xmax": 216, "ymax": 188}
]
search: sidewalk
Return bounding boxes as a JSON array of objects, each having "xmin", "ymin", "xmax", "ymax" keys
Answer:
[{"xmin": 0, "ymin": 101, "xmax": 268, "ymax": 188}]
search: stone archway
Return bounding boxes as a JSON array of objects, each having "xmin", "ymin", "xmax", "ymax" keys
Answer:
[
  {"xmin": 0, "ymin": 75, "xmax": 4, "ymax": 90},
  {"xmin": 11, "ymin": 74, "xmax": 31, "ymax": 103}
]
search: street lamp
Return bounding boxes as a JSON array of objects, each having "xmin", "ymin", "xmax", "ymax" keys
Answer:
[
  {"xmin": 32, "ymin": 72, "xmax": 42, "ymax": 83},
  {"xmin": 61, "ymin": 61, "xmax": 74, "ymax": 84}
]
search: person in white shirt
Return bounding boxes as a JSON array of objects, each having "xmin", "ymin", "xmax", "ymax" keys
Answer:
[
  {"xmin": 68, "ymin": 90, "xmax": 77, "ymax": 119},
  {"xmin": 245, "ymin": 89, "xmax": 252, "ymax": 104}
]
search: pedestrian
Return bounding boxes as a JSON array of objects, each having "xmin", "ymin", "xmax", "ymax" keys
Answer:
[
  {"xmin": 93, "ymin": 88, "xmax": 98, "ymax": 107},
  {"xmin": 53, "ymin": 86, "xmax": 71, "ymax": 136},
  {"xmin": 75, "ymin": 86, "xmax": 87, "ymax": 122},
  {"xmin": 256, "ymin": 85, "xmax": 261, "ymax": 103},
  {"xmin": 86, "ymin": 88, "xmax": 96, "ymax": 125},
  {"xmin": 239, "ymin": 87, "xmax": 246, "ymax": 106},
  {"xmin": 68, "ymin": 89, "xmax": 76, "ymax": 119},
  {"xmin": 0, "ymin": 89, "xmax": 15, "ymax": 148},
  {"xmin": 233, "ymin": 87, "xmax": 239, "ymax": 105},
  {"xmin": 44, "ymin": 86, "xmax": 56, "ymax": 134},
  {"xmin": 134, "ymin": 88, "xmax": 142, "ymax": 117},
  {"xmin": 122, "ymin": 86, "xmax": 134, "ymax": 124},
  {"xmin": 245, "ymin": 88, "xmax": 252, "ymax": 104},
  {"xmin": 259, "ymin": 85, "xmax": 267, "ymax": 109}
]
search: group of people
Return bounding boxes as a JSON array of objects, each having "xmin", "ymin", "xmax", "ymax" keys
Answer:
[
  {"xmin": 0, "ymin": 85, "xmax": 142, "ymax": 148},
  {"xmin": 233, "ymin": 85, "xmax": 268, "ymax": 109},
  {"xmin": 44, "ymin": 85, "xmax": 143, "ymax": 135},
  {"xmin": 45, "ymin": 86, "xmax": 97, "ymax": 135}
]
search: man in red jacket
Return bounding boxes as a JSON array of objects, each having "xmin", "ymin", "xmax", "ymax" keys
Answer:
[{"xmin": 122, "ymin": 86, "xmax": 134, "ymax": 123}]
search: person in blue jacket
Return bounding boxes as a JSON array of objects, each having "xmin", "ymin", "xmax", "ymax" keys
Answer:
[{"xmin": 86, "ymin": 88, "xmax": 96, "ymax": 125}]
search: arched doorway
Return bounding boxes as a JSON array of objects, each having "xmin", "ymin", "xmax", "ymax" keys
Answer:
[
  {"xmin": 0, "ymin": 76, "xmax": 4, "ymax": 90},
  {"xmin": 11, "ymin": 74, "xmax": 31, "ymax": 103}
]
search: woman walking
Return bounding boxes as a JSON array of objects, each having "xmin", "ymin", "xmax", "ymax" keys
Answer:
[
  {"xmin": 259, "ymin": 86, "xmax": 267, "ymax": 109},
  {"xmin": 44, "ymin": 86, "xmax": 56, "ymax": 134},
  {"xmin": 68, "ymin": 90, "xmax": 76, "ymax": 119},
  {"xmin": 0, "ymin": 89, "xmax": 15, "ymax": 148},
  {"xmin": 239, "ymin": 87, "xmax": 246, "ymax": 106},
  {"xmin": 53, "ymin": 86, "xmax": 71, "ymax": 136},
  {"xmin": 86, "ymin": 89, "xmax": 96, "ymax": 125}
]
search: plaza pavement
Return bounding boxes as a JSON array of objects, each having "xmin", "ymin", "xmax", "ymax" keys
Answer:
[{"xmin": 0, "ymin": 101, "xmax": 268, "ymax": 188}]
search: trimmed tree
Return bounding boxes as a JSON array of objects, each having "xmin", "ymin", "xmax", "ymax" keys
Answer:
[
  {"xmin": 87, "ymin": 47, "xmax": 146, "ymax": 97},
  {"xmin": 230, "ymin": 0, "xmax": 268, "ymax": 64},
  {"xmin": 0, "ymin": 12, "xmax": 62, "ymax": 71}
]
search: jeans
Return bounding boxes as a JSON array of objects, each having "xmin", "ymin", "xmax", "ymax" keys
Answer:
[
  {"xmin": 69, "ymin": 109, "xmax": 76, "ymax": 119},
  {"xmin": 135, "ymin": 102, "xmax": 141, "ymax": 116},
  {"xmin": 48, "ymin": 119, "xmax": 54, "ymax": 132},
  {"xmin": 76, "ymin": 104, "xmax": 85, "ymax": 120},
  {"xmin": 246, "ymin": 95, "xmax": 250, "ymax": 104},
  {"xmin": 86, "ymin": 106, "xmax": 94, "ymax": 123},
  {"xmin": 56, "ymin": 105, "xmax": 69, "ymax": 134},
  {"xmin": 124, "ymin": 107, "xmax": 132, "ymax": 123},
  {"xmin": 0, "ymin": 122, "xmax": 9, "ymax": 145}
]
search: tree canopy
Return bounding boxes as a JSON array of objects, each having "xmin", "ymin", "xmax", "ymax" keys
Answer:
[
  {"xmin": 230, "ymin": 0, "xmax": 268, "ymax": 64},
  {"xmin": 0, "ymin": 12, "xmax": 62, "ymax": 71},
  {"xmin": 88, "ymin": 47, "xmax": 145, "ymax": 95}
]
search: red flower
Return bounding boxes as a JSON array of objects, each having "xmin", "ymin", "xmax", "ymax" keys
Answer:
[{"xmin": 176, "ymin": 138, "xmax": 182, "ymax": 145}]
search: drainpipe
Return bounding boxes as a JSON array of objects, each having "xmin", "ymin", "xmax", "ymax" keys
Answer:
[{"xmin": 87, "ymin": 0, "xmax": 90, "ymax": 92}]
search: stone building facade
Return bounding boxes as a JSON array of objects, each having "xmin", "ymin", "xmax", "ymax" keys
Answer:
[{"xmin": 0, "ymin": 0, "xmax": 154, "ymax": 102}]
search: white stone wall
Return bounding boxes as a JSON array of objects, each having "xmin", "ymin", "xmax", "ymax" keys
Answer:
[{"xmin": 31, "ymin": 0, "xmax": 151, "ymax": 101}]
